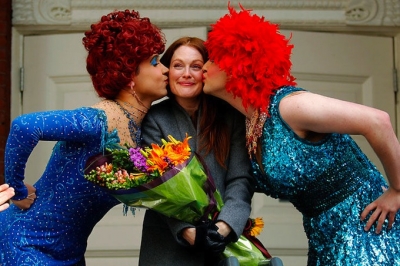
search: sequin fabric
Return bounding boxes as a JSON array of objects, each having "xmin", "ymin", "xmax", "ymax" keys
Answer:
[
  {"xmin": 252, "ymin": 86, "xmax": 400, "ymax": 265},
  {"xmin": 0, "ymin": 107, "xmax": 122, "ymax": 266}
]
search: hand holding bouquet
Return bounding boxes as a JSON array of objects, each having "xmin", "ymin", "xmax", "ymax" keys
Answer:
[{"xmin": 84, "ymin": 135, "xmax": 272, "ymax": 265}]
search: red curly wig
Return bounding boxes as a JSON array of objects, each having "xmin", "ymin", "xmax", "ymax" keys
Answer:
[
  {"xmin": 82, "ymin": 10, "xmax": 166, "ymax": 99},
  {"xmin": 205, "ymin": 3, "xmax": 296, "ymax": 113}
]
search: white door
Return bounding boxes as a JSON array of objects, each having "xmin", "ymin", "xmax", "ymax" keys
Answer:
[{"xmin": 20, "ymin": 29, "xmax": 393, "ymax": 266}]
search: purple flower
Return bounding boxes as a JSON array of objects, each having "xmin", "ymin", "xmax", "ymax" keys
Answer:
[{"xmin": 129, "ymin": 147, "xmax": 148, "ymax": 172}]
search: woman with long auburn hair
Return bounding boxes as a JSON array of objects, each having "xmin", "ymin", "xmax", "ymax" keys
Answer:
[{"xmin": 139, "ymin": 36, "xmax": 254, "ymax": 266}]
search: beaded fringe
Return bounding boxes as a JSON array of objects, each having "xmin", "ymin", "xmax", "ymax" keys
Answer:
[{"xmin": 245, "ymin": 108, "xmax": 267, "ymax": 156}]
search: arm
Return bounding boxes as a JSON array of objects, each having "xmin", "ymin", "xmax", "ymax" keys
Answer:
[
  {"xmin": 183, "ymin": 110, "xmax": 254, "ymax": 245},
  {"xmin": 280, "ymin": 91, "xmax": 400, "ymax": 233},
  {"xmin": 215, "ymin": 110, "xmax": 254, "ymax": 240},
  {"xmin": 11, "ymin": 183, "xmax": 36, "ymax": 210},
  {"xmin": 5, "ymin": 108, "xmax": 106, "ymax": 200}
]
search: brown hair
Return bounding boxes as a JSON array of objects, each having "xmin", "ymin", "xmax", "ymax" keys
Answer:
[{"xmin": 161, "ymin": 37, "xmax": 230, "ymax": 167}]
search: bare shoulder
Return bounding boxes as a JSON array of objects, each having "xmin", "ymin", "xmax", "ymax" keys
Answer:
[
  {"xmin": 279, "ymin": 91, "xmax": 310, "ymax": 112},
  {"xmin": 91, "ymin": 100, "xmax": 118, "ymax": 116},
  {"xmin": 91, "ymin": 100, "xmax": 124, "ymax": 129},
  {"xmin": 281, "ymin": 90, "xmax": 309, "ymax": 102},
  {"xmin": 92, "ymin": 100, "xmax": 111, "ymax": 109}
]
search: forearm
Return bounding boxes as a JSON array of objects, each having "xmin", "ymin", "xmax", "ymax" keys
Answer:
[
  {"xmin": 374, "ymin": 137, "xmax": 400, "ymax": 191},
  {"xmin": 218, "ymin": 185, "xmax": 253, "ymax": 239},
  {"xmin": 165, "ymin": 215, "xmax": 195, "ymax": 246},
  {"xmin": 366, "ymin": 115, "xmax": 400, "ymax": 191},
  {"xmin": 215, "ymin": 221, "xmax": 232, "ymax": 237},
  {"xmin": 5, "ymin": 116, "xmax": 39, "ymax": 199},
  {"xmin": 217, "ymin": 111, "xmax": 254, "ymax": 238}
]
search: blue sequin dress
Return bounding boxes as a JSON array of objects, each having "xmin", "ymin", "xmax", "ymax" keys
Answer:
[
  {"xmin": 252, "ymin": 86, "xmax": 400, "ymax": 265},
  {"xmin": 0, "ymin": 107, "xmax": 121, "ymax": 266}
]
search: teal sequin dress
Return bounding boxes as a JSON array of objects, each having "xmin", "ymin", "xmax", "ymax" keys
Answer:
[
  {"xmin": 252, "ymin": 86, "xmax": 400, "ymax": 265},
  {"xmin": 0, "ymin": 107, "xmax": 121, "ymax": 266}
]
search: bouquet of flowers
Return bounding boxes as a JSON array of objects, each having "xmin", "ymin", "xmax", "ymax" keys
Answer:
[{"xmin": 84, "ymin": 135, "xmax": 272, "ymax": 265}]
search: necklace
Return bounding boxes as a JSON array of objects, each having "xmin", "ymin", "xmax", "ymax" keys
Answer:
[
  {"xmin": 113, "ymin": 100, "xmax": 142, "ymax": 145},
  {"xmin": 119, "ymin": 100, "xmax": 148, "ymax": 115},
  {"xmin": 132, "ymin": 91, "xmax": 150, "ymax": 113},
  {"xmin": 245, "ymin": 108, "xmax": 267, "ymax": 157}
]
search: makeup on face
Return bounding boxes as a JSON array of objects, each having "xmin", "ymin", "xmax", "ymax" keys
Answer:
[{"xmin": 169, "ymin": 46, "xmax": 204, "ymax": 99}]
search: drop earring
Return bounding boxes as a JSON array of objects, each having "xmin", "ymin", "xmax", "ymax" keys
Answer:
[{"xmin": 131, "ymin": 90, "xmax": 149, "ymax": 113}]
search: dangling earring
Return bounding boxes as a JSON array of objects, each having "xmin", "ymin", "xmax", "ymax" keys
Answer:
[
  {"xmin": 131, "ymin": 90, "xmax": 149, "ymax": 112},
  {"xmin": 129, "ymin": 82, "xmax": 149, "ymax": 112}
]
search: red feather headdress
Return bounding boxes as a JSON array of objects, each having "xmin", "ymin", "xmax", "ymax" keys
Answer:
[{"xmin": 205, "ymin": 3, "xmax": 296, "ymax": 113}]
